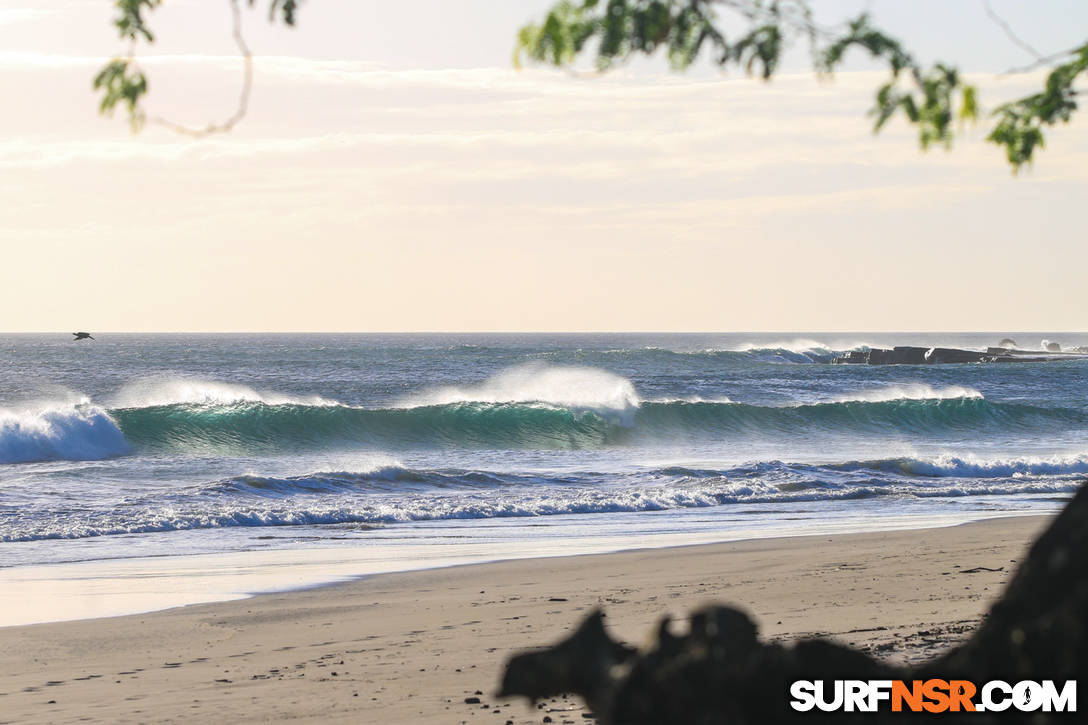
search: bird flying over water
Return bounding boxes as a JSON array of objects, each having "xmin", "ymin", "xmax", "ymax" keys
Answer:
[{"xmin": 72, "ymin": 332, "xmax": 94, "ymax": 341}]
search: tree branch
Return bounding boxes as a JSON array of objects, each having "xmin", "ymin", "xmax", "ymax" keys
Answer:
[
  {"xmin": 1001, "ymin": 45, "xmax": 1087, "ymax": 76},
  {"xmin": 515, "ymin": 0, "xmax": 1088, "ymax": 171},
  {"xmin": 149, "ymin": 0, "xmax": 252, "ymax": 136},
  {"xmin": 96, "ymin": 0, "xmax": 295, "ymax": 135},
  {"xmin": 983, "ymin": 0, "xmax": 1045, "ymax": 62}
]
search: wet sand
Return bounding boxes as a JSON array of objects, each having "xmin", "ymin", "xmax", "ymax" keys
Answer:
[{"xmin": 0, "ymin": 515, "xmax": 1050, "ymax": 724}]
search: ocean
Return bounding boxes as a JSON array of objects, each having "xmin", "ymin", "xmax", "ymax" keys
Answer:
[{"xmin": 1, "ymin": 333, "xmax": 1085, "ymax": 623}]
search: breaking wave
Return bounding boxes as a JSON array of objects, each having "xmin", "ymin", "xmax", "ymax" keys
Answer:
[
  {"xmin": 102, "ymin": 396, "xmax": 1088, "ymax": 454},
  {"xmin": 1, "ymin": 367, "xmax": 1083, "ymax": 463},
  {"xmin": 0, "ymin": 401, "xmax": 130, "ymax": 464},
  {"xmin": 399, "ymin": 362, "xmax": 639, "ymax": 411},
  {"xmin": 2, "ymin": 396, "xmax": 1084, "ymax": 463},
  {"xmin": 110, "ymin": 377, "xmax": 339, "ymax": 408},
  {"xmin": 5, "ymin": 453, "xmax": 1083, "ymax": 542},
  {"xmin": 831, "ymin": 384, "xmax": 983, "ymax": 403}
]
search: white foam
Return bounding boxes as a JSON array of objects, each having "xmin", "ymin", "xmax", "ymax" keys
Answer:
[
  {"xmin": 232, "ymin": 454, "xmax": 405, "ymax": 483},
  {"xmin": 733, "ymin": 338, "xmax": 836, "ymax": 354},
  {"xmin": 832, "ymin": 383, "xmax": 983, "ymax": 404},
  {"xmin": 7, "ymin": 472, "xmax": 1078, "ymax": 543},
  {"xmin": 400, "ymin": 363, "xmax": 640, "ymax": 412},
  {"xmin": 647, "ymin": 395, "xmax": 734, "ymax": 404},
  {"xmin": 892, "ymin": 453, "xmax": 1088, "ymax": 478},
  {"xmin": 110, "ymin": 377, "xmax": 340, "ymax": 408},
  {"xmin": 0, "ymin": 401, "xmax": 130, "ymax": 464}
]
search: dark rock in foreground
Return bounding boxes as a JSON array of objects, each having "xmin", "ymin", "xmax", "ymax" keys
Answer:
[{"xmin": 499, "ymin": 484, "xmax": 1088, "ymax": 723}]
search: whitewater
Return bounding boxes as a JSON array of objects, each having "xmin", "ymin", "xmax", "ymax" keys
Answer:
[{"xmin": 1, "ymin": 332, "xmax": 1085, "ymax": 614}]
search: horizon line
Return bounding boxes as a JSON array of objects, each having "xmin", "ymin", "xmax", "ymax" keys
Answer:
[{"xmin": 3, "ymin": 330, "xmax": 1086, "ymax": 336}]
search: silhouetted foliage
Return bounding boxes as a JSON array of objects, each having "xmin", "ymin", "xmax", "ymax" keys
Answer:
[
  {"xmin": 95, "ymin": 0, "xmax": 1087, "ymax": 172},
  {"xmin": 95, "ymin": 0, "xmax": 295, "ymax": 132},
  {"xmin": 499, "ymin": 482, "xmax": 1088, "ymax": 723},
  {"xmin": 516, "ymin": 0, "xmax": 1088, "ymax": 172}
]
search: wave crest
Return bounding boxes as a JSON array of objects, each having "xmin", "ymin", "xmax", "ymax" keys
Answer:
[
  {"xmin": 399, "ymin": 363, "xmax": 640, "ymax": 412},
  {"xmin": 6, "ymin": 453, "xmax": 1082, "ymax": 541},
  {"xmin": 0, "ymin": 402, "xmax": 130, "ymax": 464},
  {"xmin": 111, "ymin": 377, "xmax": 340, "ymax": 408},
  {"xmin": 835, "ymin": 454, "xmax": 1088, "ymax": 479},
  {"xmin": 832, "ymin": 384, "xmax": 983, "ymax": 403},
  {"xmin": 1, "ymin": 362, "xmax": 1081, "ymax": 462},
  {"xmin": 6, "ymin": 395, "xmax": 1080, "ymax": 462}
]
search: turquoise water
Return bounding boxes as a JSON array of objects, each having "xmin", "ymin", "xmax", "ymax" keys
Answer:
[{"xmin": 1, "ymin": 333, "xmax": 1085, "ymax": 574}]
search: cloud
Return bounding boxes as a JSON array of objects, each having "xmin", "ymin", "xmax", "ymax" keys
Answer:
[{"xmin": 0, "ymin": 8, "xmax": 53, "ymax": 27}]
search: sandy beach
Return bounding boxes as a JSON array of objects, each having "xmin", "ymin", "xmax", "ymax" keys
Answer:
[
  {"xmin": 2, "ymin": 0, "xmax": 1084, "ymax": 718},
  {"xmin": 0, "ymin": 514, "xmax": 1053, "ymax": 724}
]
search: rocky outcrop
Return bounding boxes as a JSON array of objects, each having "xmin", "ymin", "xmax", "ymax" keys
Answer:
[
  {"xmin": 500, "ymin": 484, "xmax": 1088, "ymax": 724},
  {"xmin": 832, "ymin": 342, "xmax": 1088, "ymax": 365},
  {"xmin": 924, "ymin": 347, "xmax": 987, "ymax": 364},
  {"xmin": 831, "ymin": 346, "xmax": 929, "ymax": 365}
]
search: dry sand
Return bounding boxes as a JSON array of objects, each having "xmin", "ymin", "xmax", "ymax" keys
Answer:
[{"xmin": 0, "ymin": 515, "xmax": 1051, "ymax": 724}]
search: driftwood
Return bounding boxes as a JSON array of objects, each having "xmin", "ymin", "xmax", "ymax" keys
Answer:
[{"xmin": 499, "ymin": 483, "xmax": 1087, "ymax": 723}]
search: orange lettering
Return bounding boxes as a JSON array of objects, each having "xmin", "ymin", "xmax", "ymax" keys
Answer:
[
  {"xmin": 892, "ymin": 680, "xmax": 924, "ymax": 712},
  {"xmin": 922, "ymin": 679, "xmax": 951, "ymax": 713},
  {"xmin": 948, "ymin": 680, "xmax": 976, "ymax": 712}
]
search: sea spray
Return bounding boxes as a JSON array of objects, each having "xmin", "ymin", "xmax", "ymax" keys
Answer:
[
  {"xmin": 831, "ymin": 384, "xmax": 983, "ymax": 403},
  {"xmin": 2, "ymin": 390, "xmax": 1082, "ymax": 463},
  {"xmin": 111, "ymin": 376, "xmax": 340, "ymax": 408},
  {"xmin": 399, "ymin": 362, "xmax": 640, "ymax": 414},
  {"xmin": 0, "ymin": 401, "xmax": 130, "ymax": 464}
]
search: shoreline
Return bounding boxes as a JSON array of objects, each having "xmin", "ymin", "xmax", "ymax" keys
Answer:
[
  {"xmin": 0, "ymin": 513, "xmax": 1052, "ymax": 724},
  {"xmin": 0, "ymin": 508, "xmax": 1054, "ymax": 628}
]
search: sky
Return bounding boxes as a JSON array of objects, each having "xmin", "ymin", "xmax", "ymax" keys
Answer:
[{"xmin": 0, "ymin": 0, "xmax": 1086, "ymax": 332}]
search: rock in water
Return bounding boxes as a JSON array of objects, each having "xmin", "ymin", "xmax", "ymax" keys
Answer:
[
  {"xmin": 924, "ymin": 347, "xmax": 987, "ymax": 364},
  {"xmin": 499, "ymin": 484, "xmax": 1088, "ymax": 724}
]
